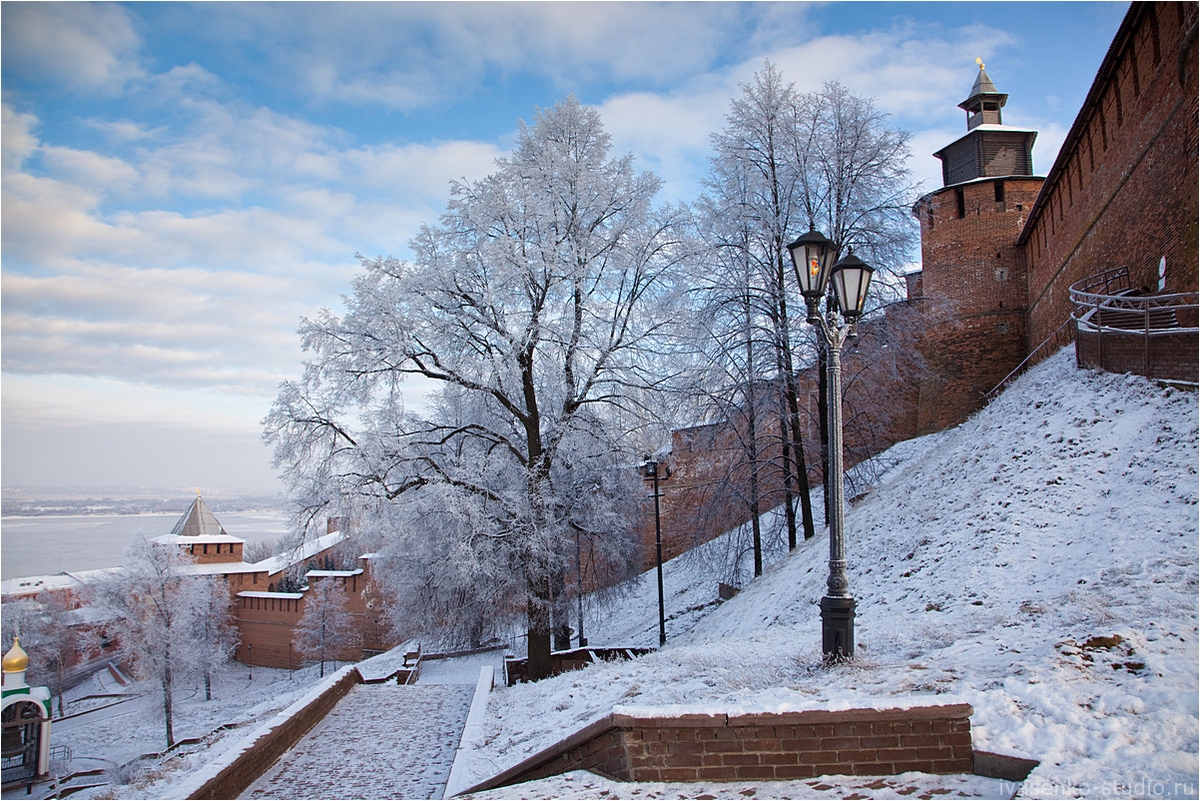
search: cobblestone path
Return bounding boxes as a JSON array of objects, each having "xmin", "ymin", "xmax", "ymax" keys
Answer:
[{"xmin": 242, "ymin": 683, "xmax": 473, "ymax": 800}]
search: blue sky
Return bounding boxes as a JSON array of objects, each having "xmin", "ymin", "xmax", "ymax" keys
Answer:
[{"xmin": 1, "ymin": 1, "xmax": 1129, "ymax": 494}]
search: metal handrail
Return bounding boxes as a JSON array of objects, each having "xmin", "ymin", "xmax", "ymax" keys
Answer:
[
  {"xmin": 1069, "ymin": 267, "xmax": 1198, "ymax": 381},
  {"xmin": 986, "ymin": 316, "xmax": 1075, "ymax": 399},
  {"xmin": 1070, "ymin": 267, "xmax": 1199, "ymax": 335}
]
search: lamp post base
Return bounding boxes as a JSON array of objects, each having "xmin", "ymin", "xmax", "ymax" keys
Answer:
[{"xmin": 820, "ymin": 595, "xmax": 856, "ymax": 660}]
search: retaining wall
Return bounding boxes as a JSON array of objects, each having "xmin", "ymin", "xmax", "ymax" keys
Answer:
[
  {"xmin": 178, "ymin": 666, "xmax": 362, "ymax": 800},
  {"xmin": 1076, "ymin": 327, "xmax": 1199, "ymax": 382},
  {"xmin": 463, "ymin": 704, "xmax": 975, "ymax": 793}
]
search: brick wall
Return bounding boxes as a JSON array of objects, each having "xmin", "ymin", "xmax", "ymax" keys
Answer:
[
  {"xmin": 466, "ymin": 704, "xmax": 976, "ymax": 793},
  {"xmin": 183, "ymin": 667, "xmax": 361, "ymax": 800},
  {"xmin": 234, "ymin": 562, "xmax": 395, "ymax": 668},
  {"xmin": 1076, "ymin": 328, "xmax": 1199, "ymax": 382},
  {"xmin": 1023, "ymin": 2, "xmax": 1199, "ymax": 349},
  {"xmin": 912, "ymin": 176, "xmax": 1044, "ymax": 429}
]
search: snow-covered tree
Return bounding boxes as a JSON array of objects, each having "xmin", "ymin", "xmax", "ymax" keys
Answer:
[
  {"xmin": 703, "ymin": 63, "xmax": 921, "ymax": 532},
  {"xmin": 92, "ymin": 536, "xmax": 209, "ymax": 749},
  {"xmin": 265, "ymin": 96, "xmax": 691, "ymax": 679},
  {"xmin": 294, "ymin": 579, "xmax": 356, "ymax": 678},
  {"xmin": 701, "ymin": 61, "xmax": 822, "ymax": 553},
  {"xmin": 190, "ymin": 577, "xmax": 238, "ymax": 701}
]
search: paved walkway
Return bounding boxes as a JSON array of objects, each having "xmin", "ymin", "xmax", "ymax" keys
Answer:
[{"xmin": 241, "ymin": 682, "xmax": 473, "ymax": 800}]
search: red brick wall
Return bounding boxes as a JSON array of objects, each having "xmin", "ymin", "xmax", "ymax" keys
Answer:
[
  {"xmin": 912, "ymin": 177, "xmax": 1044, "ymax": 429},
  {"xmin": 1023, "ymin": 2, "xmax": 1200, "ymax": 349},
  {"xmin": 234, "ymin": 563, "xmax": 396, "ymax": 668},
  {"xmin": 1076, "ymin": 327, "xmax": 1200, "ymax": 382},
  {"xmin": 185, "ymin": 667, "xmax": 361, "ymax": 800},
  {"xmin": 181, "ymin": 541, "xmax": 244, "ymax": 564},
  {"xmin": 466, "ymin": 704, "xmax": 975, "ymax": 792}
]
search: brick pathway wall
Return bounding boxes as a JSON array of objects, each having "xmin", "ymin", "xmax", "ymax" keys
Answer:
[{"xmin": 466, "ymin": 704, "xmax": 976, "ymax": 794}]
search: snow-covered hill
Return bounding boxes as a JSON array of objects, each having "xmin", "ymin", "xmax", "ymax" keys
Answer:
[{"xmin": 471, "ymin": 349, "xmax": 1199, "ymax": 799}]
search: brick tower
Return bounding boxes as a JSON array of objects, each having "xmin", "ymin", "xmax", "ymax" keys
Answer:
[{"xmin": 911, "ymin": 62, "xmax": 1045, "ymax": 431}]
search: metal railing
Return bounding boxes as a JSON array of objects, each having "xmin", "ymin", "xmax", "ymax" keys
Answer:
[
  {"xmin": 1070, "ymin": 265, "xmax": 1199, "ymax": 379},
  {"xmin": 986, "ymin": 316, "xmax": 1075, "ymax": 399},
  {"xmin": 1071, "ymin": 266, "xmax": 1198, "ymax": 334}
]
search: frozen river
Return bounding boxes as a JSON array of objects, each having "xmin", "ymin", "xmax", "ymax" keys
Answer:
[{"xmin": 0, "ymin": 511, "xmax": 289, "ymax": 579}]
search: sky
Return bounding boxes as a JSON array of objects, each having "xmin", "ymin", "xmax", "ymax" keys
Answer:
[{"xmin": 0, "ymin": 1, "xmax": 1130, "ymax": 495}]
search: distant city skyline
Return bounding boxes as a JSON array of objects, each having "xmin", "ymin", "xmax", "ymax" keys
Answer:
[{"xmin": 1, "ymin": 2, "xmax": 1128, "ymax": 493}]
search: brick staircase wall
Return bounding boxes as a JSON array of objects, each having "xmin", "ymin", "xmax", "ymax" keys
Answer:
[
  {"xmin": 178, "ymin": 666, "xmax": 362, "ymax": 800},
  {"xmin": 463, "ymin": 704, "xmax": 975, "ymax": 793}
]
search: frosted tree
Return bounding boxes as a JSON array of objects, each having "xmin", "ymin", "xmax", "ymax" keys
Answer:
[
  {"xmin": 190, "ymin": 577, "xmax": 239, "ymax": 701},
  {"xmin": 294, "ymin": 579, "xmax": 356, "ymax": 678},
  {"xmin": 702, "ymin": 61, "xmax": 820, "ymax": 552},
  {"xmin": 265, "ymin": 96, "xmax": 691, "ymax": 680},
  {"xmin": 705, "ymin": 63, "xmax": 921, "ymax": 531},
  {"xmin": 0, "ymin": 592, "xmax": 90, "ymax": 717},
  {"xmin": 92, "ymin": 536, "xmax": 208, "ymax": 750}
]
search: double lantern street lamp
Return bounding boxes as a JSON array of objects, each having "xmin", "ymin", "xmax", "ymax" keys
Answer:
[{"xmin": 786, "ymin": 227, "xmax": 875, "ymax": 661}]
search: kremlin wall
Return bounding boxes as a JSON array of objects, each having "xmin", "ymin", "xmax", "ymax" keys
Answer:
[{"xmin": 636, "ymin": 1, "xmax": 1197, "ymax": 572}]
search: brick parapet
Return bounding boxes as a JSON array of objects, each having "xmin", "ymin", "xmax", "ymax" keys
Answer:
[
  {"xmin": 461, "ymin": 704, "xmax": 976, "ymax": 794},
  {"xmin": 181, "ymin": 666, "xmax": 362, "ymax": 800}
]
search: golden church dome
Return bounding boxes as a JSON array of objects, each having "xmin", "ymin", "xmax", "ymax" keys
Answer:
[{"xmin": 3, "ymin": 637, "xmax": 29, "ymax": 673}]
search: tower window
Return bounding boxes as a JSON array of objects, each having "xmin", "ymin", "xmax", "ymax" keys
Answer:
[
  {"xmin": 955, "ymin": 188, "xmax": 965, "ymax": 219},
  {"xmin": 994, "ymin": 180, "xmax": 1006, "ymax": 204}
]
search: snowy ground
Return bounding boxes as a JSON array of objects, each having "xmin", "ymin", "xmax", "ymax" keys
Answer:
[
  {"xmin": 461, "ymin": 349, "xmax": 1199, "ymax": 800},
  {"xmin": 20, "ymin": 348, "xmax": 1197, "ymax": 800},
  {"xmin": 14, "ymin": 661, "xmax": 336, "ymax": 800}
]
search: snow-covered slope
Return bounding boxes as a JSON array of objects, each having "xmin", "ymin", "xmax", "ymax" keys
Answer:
[{"xmin": 473, "ymin": 349, "xmax": 1199, "ymax": 799}]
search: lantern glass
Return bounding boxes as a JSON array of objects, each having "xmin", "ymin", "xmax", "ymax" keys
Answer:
[
  {"xmin": 830, "ymin": 251, "xmax": 874, "ymax": 319},
  {"xmin": 787, "ymin": 228, "xmax": 837, "ymax": 299}
]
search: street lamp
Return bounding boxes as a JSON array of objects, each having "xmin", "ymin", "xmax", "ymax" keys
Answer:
[
  {"xmin": 642, "ymin": 454, "xmax": 667, "ymax": 647},
  {"xmin": 786, "ymin": 229, "xmax": 875, "ymax": 660}
]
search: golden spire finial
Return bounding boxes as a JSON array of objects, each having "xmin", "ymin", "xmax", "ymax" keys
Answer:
[{"xmin": 976, "ymin": 57, "xmax": 985, "ymax": 70}]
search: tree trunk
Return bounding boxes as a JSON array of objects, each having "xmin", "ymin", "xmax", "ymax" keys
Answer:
[
  {"xmin": 551, "ymin": 566, "xmax": 572, "ymax": 651},
  {"xmin": 56, "ymin": 663, "xmax": 65, "ymax": 718},
  {"xmin": 746, "ymin": 382, "xmax": 763, "ymax": 578},
  {"xmin": 526, "ymin": 568, "xmax": 553, "ymax": 681},
  {"xmin": 162, "ymin": 664, "xmax": 175, "ymax": 750},
  {"xmin": 777, "ymin": 408, "xmax": 799, "ymax": 549},
  {"xmin": 204, "ymin": 670, "xmax": 212, "ymax": 702},
  {"xmin": 784, "ymin": 372, "xmax": 818, "ymax": 540}
]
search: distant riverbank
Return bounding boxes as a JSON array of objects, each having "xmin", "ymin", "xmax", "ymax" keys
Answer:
[{"xmin": 0, "ymin": 511, "xmax": 290, "ymax": 580}]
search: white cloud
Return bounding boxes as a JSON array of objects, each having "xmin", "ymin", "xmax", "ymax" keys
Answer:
[
  {"xmin": 1, "ymin": 3, "xmax": 144, "ymax": 92},
  {"xmin": 1, "ymin": 104, "xmax": 40, "ymax": 171}
]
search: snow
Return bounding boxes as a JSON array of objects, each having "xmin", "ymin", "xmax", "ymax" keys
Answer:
[
  {"xmin": 247, "ymin": 530, "xmax": 347, "ymax": 576},
  {"xmin": 33, "ymin": 348, "xmax": 1199, "ymax": 800},
  {"xmin": 44, "ymin": 661, "xmax": 341, "ymax": 799},
  {"xmin": 241, "ymin": 682, "xmax": 473, "ymax": 800},
  {"xmin": 459, "ymin": 349, "xmax": 1198, "ymax": 800},
  {"xmin": 463, "ymin": 768, "xmax": 1013, "ymax": 800}
]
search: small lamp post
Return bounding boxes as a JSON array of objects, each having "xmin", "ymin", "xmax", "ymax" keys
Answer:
[
  {"xmin": 247, "ymin": 643, "xmax": 252, "ymax": 681},
  {"xmin": 786, "ymin": 228, "xmax": 875, "ymax": 660},
  {"xmin": 642, "ymin": 454, "xmax": 667, "ymax": 647}
]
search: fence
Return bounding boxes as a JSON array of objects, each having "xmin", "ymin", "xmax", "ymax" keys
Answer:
[{"xmin": 1070, "ymin": 266, "xmax": 1199, "ymax": 383}]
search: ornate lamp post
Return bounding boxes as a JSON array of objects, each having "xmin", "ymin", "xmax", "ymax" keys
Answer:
[
  {"xmin": 642, "ymin": 454, "xmax": 667, "ymax": 647},
  {"xmin": 786, "ymin": 227, "xmax": 875, "ymax": 660}
]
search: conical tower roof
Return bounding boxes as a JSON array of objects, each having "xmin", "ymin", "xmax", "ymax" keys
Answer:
[
  {"xmin": 958, "ymin": 59, "xmax": 1009, "ymax": 116},
  {"xmin": 170, "ymin": 494, "xmax": 228, "ymax": 538}
]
